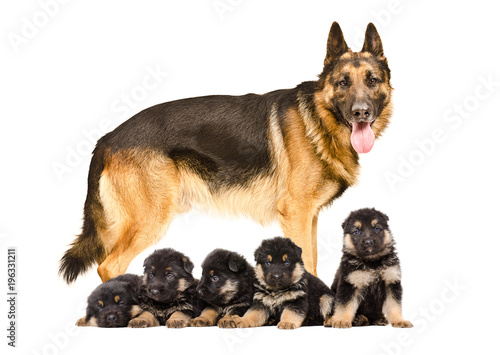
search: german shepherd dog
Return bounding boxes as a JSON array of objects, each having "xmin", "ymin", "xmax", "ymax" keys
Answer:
[{"xmin": 60, "ymin": 21, "xmax": 393, "ymax": 283}]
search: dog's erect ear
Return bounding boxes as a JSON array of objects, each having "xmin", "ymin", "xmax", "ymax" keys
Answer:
[
  {"xmin": 362, "ymin": 23, "xmax": 384, "ymax": 57},
  {"xmin": 228, "ymin": 254, "xmax": 245, "ymax": 273},
  {"xmin": 182, "ymin": 256, "xmax": 194, "ymax": 274},
  {"xmin": 324, "ymin": 21, "xmax": 349, "ymax": 66}
]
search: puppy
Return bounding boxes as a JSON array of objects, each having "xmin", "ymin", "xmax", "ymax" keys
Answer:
[
  {"xmin": 190, "ymin": 249, "xmax": 254, "ymax": 328},
  {"xmin": 230, "ymin": 237, "xmax": 334, "ymax": 329},
  {"xmin": 76, "ymin": 274, "xmax": 142, "ymax": 327},
  {"xmin": 128, "ymin": 248, "xmax": 203, "ymax": 328},
  {"xmin": 324, "ymin": 208, "xmax": 413, "ymax": 328}
]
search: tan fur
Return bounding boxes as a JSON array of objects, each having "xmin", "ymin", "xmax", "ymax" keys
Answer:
[
  {"xmin": 319, "ymin": 294, "xmax": 334, "ymax": 320},
  {"xmin": 190, "ymin": 308, "xmax": 220, "ymax": 327},
  {"xmin": 325, "ymin": 290, "xmax": 360, "ymax": 328},
  {"xmin": 290, "ymin": 262, "xmax": 305, "ymax": 284},
  {"xmin": 347, "ymin": 270, "xmax": 375, "ymax": 288},
  {"xmin": 130, "ymin": 305, "xmax": 142, "ymax": 318},
  {"xmin": 217, "ymin": 313, "xmax": 237, "ymax": 328},
  {"xmin": 177, "ymin": 278, "xmax": 188, "ymax": 292},
  {"xmin": 343, "ymin": 234, "xmax": 357, "ymax": 255},
  {"xmin": 383, "ymin": 289, "xmax": 413, "ymax": 328},
  {"xmin": 76, "ymin": 316, "xmax": 92, "ymax": 327},
  {"xmin": 381, "ymin": 265, "xmax": 401, "ymax": 284},
  {"xmin": 254, "ymin": 289, "xmax": 307, "ymax": 312},
  {"xmin": 277, "ymin": 308, "xmax": 305, "ymax": 329},
  {"xmin": 371, "ymin": 219, "xmax": 378, "ymax": 227},
  {"xmin": 232, "ymin": 309, "xmax": 268, "ymax": 328},
  {"xmin": 128, "ymin": 310, "xmax": 160, "ymax": 328},
  {"xmin": 114, "ymin": 295, "xmax": 120, "ymax": 303},
  {"xmin": 220, "ymin": 280, "xmax": 239, "ymax": 303},
  {"xmin": 166, "ymin": 311, "xmax": 191, "ymax": 328}
]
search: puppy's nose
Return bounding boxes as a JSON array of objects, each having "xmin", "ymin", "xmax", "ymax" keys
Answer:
[
  {"xmin": 364, "ymin": 239, "xmax": 374, "ymax": 247},
  {"xmin": 107, "ymin": 314, "xmax": 117, "ymax": 323},
  {"xmin": 272, "ymin": 274, "xmax": 282, "ymax": 280},
  {"xmin": 149, "ymin": 288, "xmax": 160, "ymax": 296}
]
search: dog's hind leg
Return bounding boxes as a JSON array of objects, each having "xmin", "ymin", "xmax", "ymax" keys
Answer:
[{"xmin": 96, "ymin": 150, "xmax": 180, "ymax": 282}]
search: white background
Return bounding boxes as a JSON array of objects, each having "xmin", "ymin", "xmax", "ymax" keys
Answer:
[{"xmin": 1, "ymin": 0, "xmax": 499, "ymax": 354}]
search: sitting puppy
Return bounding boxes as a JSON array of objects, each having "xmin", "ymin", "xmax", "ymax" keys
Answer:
[
  {"xmin": 190, "ymin": 249, "xmax": 254, "ymax": 328},
  {"xmin": 230, "ymin": 237, "xmax": 334, "ymax": 329},
  {"xmin": 128, "ymin": 248, "xmax": 203, "ymax": 328},
  {"xmin": 324, "ymin": 208, "xmax": 413, "ymax": 328},
  {"xmin": 76, "ymin": 274, "xmax": 142, "ymax": 327}
]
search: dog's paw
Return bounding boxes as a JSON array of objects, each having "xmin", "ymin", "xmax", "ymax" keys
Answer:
[
  {"xmin": 217, "ymin": 316, "xmax": 237, "ymax": 329},
  {"xmin": 75, "ymin": 316, "xmax": 88, "ymax": 327},
  {"xmin": 128, "ymin": 317, "xmax": 159, "ymax": 328},
  {"xmin": 277, "ymin": 321, "xmax": 300, "ymax": 330},
  {"xmin": 190, "ymin": 317, "xmax": 213, "ymax": 327},
  {"xmin": 391, "ymin": 320, "xmax": 413, "ymax": 328},
  {"xmin": 352, "ymin": 314, "xmax": 370, "ymax": 327},
  {"xmin": 228, "ymin": 315, "xmax": 251, "ymax": 328},
  {"xmin": 324, "ymin": 316, "xmax": 352, "ymax": 328},
  {"xmin": 166, "ymin": 318, "xmax": 189, "ymax": 328},
  {"xmin": 373, "ymin": 316, "xmax": 389, "ymax": 326}
]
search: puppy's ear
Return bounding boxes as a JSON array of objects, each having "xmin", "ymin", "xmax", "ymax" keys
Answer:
[
  {"xmin": 378, "ymin": 211, "xmax": 389, "ymax": 222},
  {"xmin": 294, "ymin": 244, "xmax": 302, "ymax": 259},
  {"xmin": 341, "ymin": 216, "xmax": 350, "ymax": 230},
  {"xmin": 228, "ymin": 254, "xmax": 245, "ymax": 273},
  {"xmin": 254, "ymin": 247, "xmax": 265, "ymax": 264},
  {"xmin": 182, "ymin": 256, "xmax": 194, "ymax": 274}
]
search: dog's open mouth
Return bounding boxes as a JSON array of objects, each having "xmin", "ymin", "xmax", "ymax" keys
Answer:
[{"xmin": 344, "ymin": 116, "xmax": 376, "ymax": 154}]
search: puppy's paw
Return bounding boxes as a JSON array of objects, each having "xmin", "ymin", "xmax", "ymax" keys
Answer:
[
  {"xmin": 75, "ymin": 316, "xmax": 88, "ymax": 327},
  {"xmin": 217, "ymin": 315, "xmax": 237, "ymax": 328},
  {"xmin": 391, "ymin": 320, "xmax": 413, "ymax": 328},
  {"xmin": 277, "ymin": 321, "xmax": 300, "ymax": 330},
  {"xmin": 190, "ymin": 317, "xmax": 213, "ymax": 327},
  {"xmin": 166, "ymin": 318, "xmax": 189, "ymax": 328},
  {"xmin": 352, "ymin": 314, "xmax": 370, "ymax": 327},
  {"xmin": 324, "ymin": 316, "xmax": 352, "ymax": 328},
  {"xmin": 373, "ymin": 316, "xmax": 389, "ymax": 326},
  {"xmin": 228, "ymin": 315, "xmax": 251, "ymax": 328},
  {"xmin": 128, "ymin": 317, "xmax": 159, "ymax": 328}
]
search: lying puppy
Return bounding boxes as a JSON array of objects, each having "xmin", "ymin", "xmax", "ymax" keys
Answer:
[
  {"xmin": 128, "ymin": 248, "xmax": 203, "ymax": 328},
  {"xmin": 76, "ymin": 274, "xmax": 142, "ymax": 327},
  {"xmin": 230, "ymin": 237, "xmax": 334, "ymax": 329},
  {"xmin": 190, "ymin": 249, "xmax": 254, "ymax": 328},
  {"xmin": 325, "ymin": 208, "xmax": 413, "ymax": 328}
]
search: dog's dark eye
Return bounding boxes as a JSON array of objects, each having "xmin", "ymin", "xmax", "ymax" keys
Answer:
[
  {"xmin": 166, "ymin": 274, "xmax": 174, "ymax": 280},
  {"xmin": 265, "ymin": 261, "xmax": 271, "ymax": 266},
  {"xmin": 339, "ymin": 80, "xmax": 348, "ymax": 87},
  {"xmin": 374, "ymin": 227, "xmax": 380, "ymax": 232},
  {"xmin": 118, "ymin": 301, "xmax": 125, "ymax": 307},
  {"xmin": 211, "ymin": 276, "xmax": 219, "ymax": 282},
  {"xmin": 369, "ymin": 77, "xmax": 378, "ymax": 85},
  {"xmin": 284, "ymin": 260, "xmax": 291, "ymax": 266},
  {"xmin": 353, "ymin": 229, "xmax": 360, "ymax": 235},
  {"xmin": 149, "ymin": 272, "xmax": 154, "ymax": 278},
  {"xmin": 97, "ymin": 306, "xmax": 103, "ymax": 312}
]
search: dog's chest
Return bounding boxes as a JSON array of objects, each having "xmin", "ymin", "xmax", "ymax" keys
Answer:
[
  {"xmin": 346, "ymin": 264, "xmax": 401, "ymax": 289},
  {"xmin": 253, "ymin": 289, "xmax": 306, "ymax": 313}
]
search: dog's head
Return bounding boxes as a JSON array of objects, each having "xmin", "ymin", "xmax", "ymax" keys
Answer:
[
  {"xmin": 317, "ymin": 22, "xmax": 392, "ymax": 154},
  {"xmin": 342, "ymin": 208, "xmax": 393, "ymax": 259},
  {"xmin": 254, "ymin": 237, "xmax": 305, "ymax": 290},
  {"xmin": 86, "ymin": 275, "xmax": 141, "ymax": 327},
  {"xmin": 142, "ymin": 248, "xmax": 195, "ymax": 303},
  {"xmin": 197, "ymin": 249, "xmax": 253, "ymax": 305}
]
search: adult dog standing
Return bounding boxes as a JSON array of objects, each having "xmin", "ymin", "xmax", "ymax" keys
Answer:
[{"xmin": 60, "ymin": 21, "xmax": 392, "ymax": 283}]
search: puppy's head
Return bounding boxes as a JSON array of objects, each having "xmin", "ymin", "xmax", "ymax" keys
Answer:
[
  {"xmin": 341, "ymin": 208, "xmax": 393, "ymax": 259},
  {"xmin": 254, "ymin": 237, "xmax": 305, "ymax": 290},
  {"xmin": 86, "ymin": 275, "xmax": 141, "ymax": 328},
  {"xmin": 142, "ymin": 248, "xmax": 195, "ymax": 303},
  {"xmin": 197, "ymin": 249, "xmax": 252, "ymax": 305}
]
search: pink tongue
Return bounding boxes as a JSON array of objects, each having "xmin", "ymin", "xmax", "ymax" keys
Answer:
[{"xmin": 351, "ymin": 122, "xmax": 375, "ymax": 154}]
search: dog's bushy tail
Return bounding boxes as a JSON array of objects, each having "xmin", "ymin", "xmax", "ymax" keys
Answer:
[{"xmin": 59, "ymin": 146, "xmax": 107, "ymax": 284}]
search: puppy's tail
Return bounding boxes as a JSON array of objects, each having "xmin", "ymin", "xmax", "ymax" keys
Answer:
[{"xmin": 59, "ymin": 146, "xmax": 107, "ymax": 284}]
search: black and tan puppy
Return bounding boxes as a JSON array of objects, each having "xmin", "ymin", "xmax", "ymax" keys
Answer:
[
  {"xmin": 76, "ymin": 274, "xmax": 142, "ymax": 327},
  {"xmin": 230, "ymin": 237, "xmax": 334, "ymax": 329},
  {"xmin": 128, "ymin": 248, "xmax": 203, "ymax": 328},
  {"xmin": 190, "ymin": 249, "xmax": 254, "ymax": 328},
  {"xmin": 325, "ymin": 208, "xmax": 413, "ymax": 328}
]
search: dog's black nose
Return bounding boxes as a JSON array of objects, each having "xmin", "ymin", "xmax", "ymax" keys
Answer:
[
  {"xmin": 352, "ymin": 102, "xmax": 372, "ymax": 121},
  {"xmin": 107, "ymin": 314, "xmax": 117, "ymax": 322},
  {"xmin": 364, "ymin": 239, "xmax": 374, "ymax": 247},
  {"xmin": 272, "ymin": 274, "xmax": 282, "ymax": 280},
  {"xmin": 149, "ymin": 288, "xmax": 159, "ymax": 296}
]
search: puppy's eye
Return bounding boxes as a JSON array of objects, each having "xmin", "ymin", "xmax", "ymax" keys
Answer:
[
  {"xmin": 97, "ymin": 306, "xmax": 103, "ymax": 312},
  {"xmin": 353, "ymin": 229, "xmax": 360, "ymax": 235},
  {"xmin": 374, "ymin": 227, "xmax": 380, "ymax": 232},
  {"xmin": 284, "ymin": 260, "xmax": 291, "ymax": 266},
  {"xmin": 149, "ymin": 272, "xmax": 154, "ymax": 278},
  {"xmin": 166, "ymin": 274, "xmax": 174, "ymax": 280},
  {"xmin": 118, "ymin": 301, "xmax": 125, "ymax": 307},
  {"xmin": 265, "ymin": 261, "xmax": 271, "ymax": 266},
  {"xmin": 211, "ymin": 276, "xmax": 219, "ymax": 282}
]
